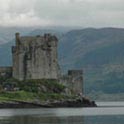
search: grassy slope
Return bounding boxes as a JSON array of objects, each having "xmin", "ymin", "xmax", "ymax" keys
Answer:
[
  {"xmin": 0, "ymin": 79, "xmax": 74, "ymax": 103},
  {"xmin": 0, "ymin": 91, "xmax": 72, "ymax": 102}
]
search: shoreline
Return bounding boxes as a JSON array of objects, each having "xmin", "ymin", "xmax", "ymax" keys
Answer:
[{"xmin": 0, "ymin": 97, "xmax": 97, "ymax": 109}]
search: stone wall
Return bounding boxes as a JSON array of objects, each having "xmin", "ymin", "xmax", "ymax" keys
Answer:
[
  {"xmin": 60, "ymin": 70, "xmax": 83, "ymax": 95},
  {"xmin": 12, "ymin": 33, "xmax": 60, "ymax": 80},
  {"xmin": 68, "ymin": 70, "xmax": 83, "ymax": 94}
]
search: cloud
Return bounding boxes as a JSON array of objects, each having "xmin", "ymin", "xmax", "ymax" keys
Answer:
[
  {"xmin": 0, "ymin": 0, "xmax": 124, "ymax": 27},
  {"xmin": 0, "ymin": 10, "xmax": 53, "ymax": 27}
]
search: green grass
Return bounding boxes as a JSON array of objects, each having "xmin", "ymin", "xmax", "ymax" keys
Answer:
[
  {"xmin": 0, "ymin": 91, "xmax": 37, "ymax": 102},
  {"xmin": 0, "ymin": 79, "xmax": 75, "ymax": 103},
  {"xmin": 21, "ymin": 79, "xmax": 66, "ymax": 93},
  {"xmin": 0, "ymin": 78, "xmax": 66, "ymax": 93},
  {"xmin": 0, "ymin": 91, "xmax": 75, "ymax": 103}
]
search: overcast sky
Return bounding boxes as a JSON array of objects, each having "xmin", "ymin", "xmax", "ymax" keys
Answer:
[{"xmin": 0, "ymin": 0, "xmax": 124, "ymax": 27}]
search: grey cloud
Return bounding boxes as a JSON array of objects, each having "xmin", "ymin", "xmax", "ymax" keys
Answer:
[{"xmin": 0, "ymin": 0, "xmax": 124, "ymax": 27}]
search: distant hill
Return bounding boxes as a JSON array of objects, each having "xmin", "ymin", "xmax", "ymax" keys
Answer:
[
  {"xmin": 29, "ymin": 29, "xmax": 64, "ymax": 39},
  {"xmin": 58, "ymin": 28, "xmax": 124, "ymax": 95},
  {"xmin": 0, "ymin": 27, "xmax": 36, "ymax": 44},
  {"xmin": 1, "ymin": 27, "xmax": 124, "ymax": 97},
  {"xmin": 0, "ymin": 27, "xmax": 34, "ymax": 66},
  {"xmin": 0, "ymin": 41, "xmax": 14, "ymax": 66},
  {"xmin": 59, "ymin": 28, "xmax": 124, "ymax": 69},
  {"xmin": 0, "ymin": 28, "xmax": 65, "ymax": 66}
]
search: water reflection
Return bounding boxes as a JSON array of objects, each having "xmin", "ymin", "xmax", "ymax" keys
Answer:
[
  {"xmin": 84, "ymin": 116, "xmax": 124, "ymax": 124},
  {"xmin": 0, "ymin": 116, "xmax": 85, "ymax": 124},
  {"xmin": 1, "ymin": 115, "xmax": 124, "ymax": 124},
  {"xmin": 1, "ymin": 102, "xmax": 124, "ymax": 124}
]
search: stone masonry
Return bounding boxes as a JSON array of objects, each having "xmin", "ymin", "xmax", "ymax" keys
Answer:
[
  {"xmin": 12, "ymin": 33, "xmax": 59, "ymax": 80},
  {"xmin": 60, "ymin": 70, "xmax": 83, "ymax": 94}
]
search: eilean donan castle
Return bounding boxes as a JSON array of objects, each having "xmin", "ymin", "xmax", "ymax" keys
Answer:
[{"xmin": 0, "ymin": 33, "xmax": 83, "ymax": 94}]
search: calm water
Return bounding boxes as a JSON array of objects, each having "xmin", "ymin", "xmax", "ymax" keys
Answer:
[{"xmin": 0, "ymin": 102, "xmax": 124, "ymax": 124}]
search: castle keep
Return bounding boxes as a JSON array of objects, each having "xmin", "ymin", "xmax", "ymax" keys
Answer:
[{"xmin": 12, "ymin": 33, "xmax": 59, "ymax": 80}]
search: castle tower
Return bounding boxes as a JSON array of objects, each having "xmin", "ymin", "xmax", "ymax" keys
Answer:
[
  {"xmin": 68, "ymin": 70, "xmax": 83, "ymax": 94},
  {"xmin": 12, "ymin": 33, "xmax": 59, "ymax": 80}
]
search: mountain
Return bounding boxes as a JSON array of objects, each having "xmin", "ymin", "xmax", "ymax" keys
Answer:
[
  {"xmin": 0, "ymin": 27, "xmax": 36, "ymax": 44},
  {"xmin": 0, "ymin": 27, "xmax": 37, "ymax": 66},
  {"xmin": 0, "ymin": 26, "xmax": 66, "ymax": 43},
  {"xmin": 29, "ymin": 29, "xmax": 64, "ymax": 39},
  {"xmin": 0, "ymin": 28, "xmax": 65, "ymax": 66},
  {"xmin": 58, "ymin": 28, "xmax": 124, "ymax": 95},
  {"xmin": 59, "ymin": 28, "xmax": 124, "ymax": 68},
  {"xmin": 0, "ymin": 40, "xmax": 14, "ymax": 66},
  {"xmin": 1, "ymin": 27, "xmax": 124, "ymax": 98}
]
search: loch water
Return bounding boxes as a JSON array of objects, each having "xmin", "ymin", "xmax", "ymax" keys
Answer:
[{"xmin": 0, "ymin": 102, "xmax": 124, "ymax": 124}]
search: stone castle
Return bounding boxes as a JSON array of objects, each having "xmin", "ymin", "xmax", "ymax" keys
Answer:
[
  {"xmin": 12, "ymin": 33, "xmax": 59, "ymax": 80},
  {"xmin": 0, "ymin": 33, "xmax": 83, "ymax": 94}
]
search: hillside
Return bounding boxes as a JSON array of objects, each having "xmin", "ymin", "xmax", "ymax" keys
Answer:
[
  {"xmin": 0, "ymin": 27, "xmax": 124, "ymax": 100},
  {"xmin": 0, "ymin": 27, "xmax": 36, "ymax": 44},
  {"xmin": 58, "ymin": 28, "xmax": 124, "ymax": 96},
  {"xmin": 59, "ymin": 28, "xmax": 124, "ymax": 69}
]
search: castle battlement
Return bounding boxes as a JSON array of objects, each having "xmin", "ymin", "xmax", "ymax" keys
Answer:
[{"xmin": 14, "ymin": 33, "xmax": 58, "ymax": 49}]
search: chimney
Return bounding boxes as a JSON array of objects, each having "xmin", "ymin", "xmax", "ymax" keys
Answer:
[{"xmin": 15, "ymin": 33, "xmax": 20, "ymax": 46}]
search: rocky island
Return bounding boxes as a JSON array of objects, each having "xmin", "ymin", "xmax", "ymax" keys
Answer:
[{"xmin": 0, "ymin": 33, "xmax": 97, "ymax": 108}]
